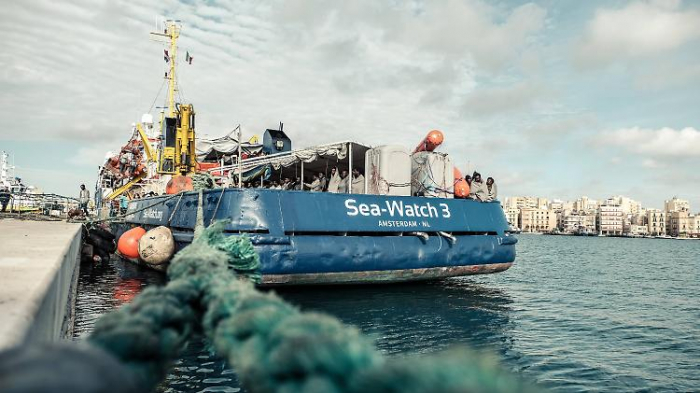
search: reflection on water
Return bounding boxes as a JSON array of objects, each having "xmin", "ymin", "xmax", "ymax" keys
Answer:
[
  {"xmin": 274, "ymin": 281, "xmax": 515, "ymax": 356},
  {"xmin": 74, "ymin": 259, "xmax": 517, "ymax": 393},
  {"xmin": 74, "ymin": 235, "xmax": 700, "ymax": 392},
  {"xmin": 74, "ymin": 259, "xmax": 165, "ymax": 339}
]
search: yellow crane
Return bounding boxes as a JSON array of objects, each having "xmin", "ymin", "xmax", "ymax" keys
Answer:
[
  {"xmin": 151, "ymin": 21, "xmax": 197, "ymax": 176},
  {"xmin": 106, "ymin": 20, "xmax": 197, "ymax": 201}
]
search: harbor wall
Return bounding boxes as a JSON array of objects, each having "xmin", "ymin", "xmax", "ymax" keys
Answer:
[{"xmin": 0, "ymin": 219, "xmax": 82, "ymax": 351}]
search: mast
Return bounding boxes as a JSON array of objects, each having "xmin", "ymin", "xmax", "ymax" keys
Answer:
[
  {"xmin": 150, "ymin": 20, "xmax": 180, "ymax": 117},
  {"xmin": 1, "ymin": 151, "xmax": 9, "ymax": 187}
]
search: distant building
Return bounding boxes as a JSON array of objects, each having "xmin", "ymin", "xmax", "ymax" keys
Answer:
[
  {"xmin": 646, "ymin": 209, "xmax": 666, "ymax": 236},
  {"xmin": 504, "ymin": 196, "xmax": 540, "ymax": 210},
  {"xmin": 626, "ymin": 224, "xmax": 648, "ymax": 236},
  {"xmin": 503, "ymin": 207, "xmax": 520, "ymax": 229},
  {"xmin": 668, "ymin": 211, "xmax": 692, "ymax": 237},
  {"xmin": 520, "ymin": 208, "xmax": 556, "ymax": 233},
  {"xmin": 562, "ymin": 213, "xmax": 596, "ymax": 234},
  {"xmin": 598, "ymin": 199, "xmax": 624, "ymax": 236},
  {"xmin": 690, "ymin": 215, "xmax": 700, "ymax": 238},
  {"xmin": 611, "ymin": 195, "xmax": 642, "ymax": 216},
  {"xmin": 573, "ymin": 196, "xmax": 598, "ymax": 213},
  {"xmin": 664, "ymin": 197, "xmax": 690, "ymax": 214}
]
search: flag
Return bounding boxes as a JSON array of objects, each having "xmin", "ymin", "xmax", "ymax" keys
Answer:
[
  {"xmin": 164, "ymin": 49, "xmax": 170, "ymax": 63},
  {"xmin": 185, "ymin": 51, "xmax": 193, "ymax": 64}
]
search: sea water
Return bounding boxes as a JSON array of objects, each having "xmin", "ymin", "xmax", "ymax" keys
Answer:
[{"xmin": 73, "ymin": 235, "xmax": 700, "ymax": 392}]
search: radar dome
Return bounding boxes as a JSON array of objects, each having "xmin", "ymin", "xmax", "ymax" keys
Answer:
[{"xmin": 141, "ymin": 113, "xmax": 154, "ymax": 126}]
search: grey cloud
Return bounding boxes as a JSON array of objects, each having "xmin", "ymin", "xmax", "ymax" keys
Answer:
[
  {"xmin": 525, "ymin": 113, "xmax": 597, "ymax": 138},
  {"xmin": 573, "ymin": 1, "xmax": 700, "ymax": 69},
  {"xmin": 461, "ymin": 81, "xmax": 547, "ymax": 118}
]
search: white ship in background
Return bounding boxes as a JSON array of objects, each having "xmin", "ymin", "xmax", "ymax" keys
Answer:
[{"xmin": 1, "ymin": 151, "xmax": 34, "ymax": 194}]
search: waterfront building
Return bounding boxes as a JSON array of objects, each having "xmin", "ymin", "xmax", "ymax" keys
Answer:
[
  {"xmin": 520, "ymin": 207, "xmax": 556, "ymax": 233},
  {"xmin": 611, "ymin": 195, "xmax": 642, "ymax": 216},
  {"xmin": 664, "ymin": 197, "xmax": 690, "ymax": 214},
  {"xmin": 549, "ymin": 199, "xmax": 565, "ymax": 211},
  {"xmin": 598, "ymin": 199, "xmax": 624, "ymax": 236},
  {"xmin": 562, "ymin": 213, "xmax": 596, "ymax": 234},
  {"xmin": 504, "ymin": 207, "xmax": 520, "ymax": 229},
  {"xmin": 627, "ymin": 224, "xmax": 649, "ymax": 236},
  {"xmin": 504, "ymin": 196, "xmax": 543, "ymax": 210},
  {"xmin": 646, "ymin": 209, "xmax": 666, "ymax": 236},
  {"xmin": 573, "ymin": 196, "xmax": 598, "ymax": 213},
  {"xmin": 691, "ymin": 215, "xmax": 700, "ymax": 238},
  {"xmin": 668, "ymin": 211, "xmax": 692, "ymax": 237}
]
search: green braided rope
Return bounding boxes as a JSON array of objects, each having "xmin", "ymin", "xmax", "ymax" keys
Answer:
[{"xmin": 89, "ymin": 223, "xmax": 538, "ymax": 393}]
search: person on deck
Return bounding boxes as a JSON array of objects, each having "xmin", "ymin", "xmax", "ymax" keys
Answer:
[
  {"xmin": 304, "ymin": 174, "xmax": 323, "ymax": 192},
  {"xmin": 468, "ymin": 172, "xmax": 488, "ymax": 201},
  {"xmin": 337, "ymin": 170, "xmax": 349, "ymax": 193},
  {"xmin": 327, "ymin": 167, "xmax": 341, "ymax": 193},
  {"xmin": 351, "ymin": 169, "xmax": 365, "ymax": 194},
  {"xmin": 0, "ymin": 187, "xmax": 11, "ymax": 212},
  {"xmin": 318, "ymin": 172, "xmax": 328, "ymax": 192},
  {"xmin": 119, "ymin": 194, "xmax": 129, "ymax": 215},
  {"xmin": 79, "ymin": 184, "xmax": 90, "ymax": 216},
  {"xmin": 486, "ymin": 177, "xmax": 498, "ymax": 202}
]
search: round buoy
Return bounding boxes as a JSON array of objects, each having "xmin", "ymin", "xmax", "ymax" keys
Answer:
[
  {"xmin": 414, "ymin": 129, "xmax": 444, "ymax": 152},
  {"xmin": 454, "ymin": 180, "xmax": 470, "ymax": 198},
  {"xmin": 426, "ymin": 130, "xmax": 444, "ymax": 148},
  {"xmin": 138, "ymin": 226, "xmax": 175, "ymax": 265},
  {"xmin": 117, "ymin": 227, "xmax": 146, "ymax": 259},
  {"xmin": 453, "ymin": 167, "xmax": 470, "ymax": 198},
  {"xmin": 165, "ymin": 175, "xmax": 193, "ymax": 194}
]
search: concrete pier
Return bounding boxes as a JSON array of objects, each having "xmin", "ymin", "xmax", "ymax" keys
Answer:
[{"xmin": 0, "ymin": 219, "xmax": 82, "ymax": 350}]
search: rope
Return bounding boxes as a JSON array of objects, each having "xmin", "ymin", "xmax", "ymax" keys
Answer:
[
  {"xmin": 87, "ymin": 221, "xmax": 537, "ymax": 393},
  {"xmin": 89, "ymin": 192, "xmax": 184, "ymax": 224},
  {"xmin": 167, "ymin": 193, "xmax": 185, "ymax": 225},
  {"xmin": 209, "ymin": 187, "xmax": 226, "ymax": 226}
]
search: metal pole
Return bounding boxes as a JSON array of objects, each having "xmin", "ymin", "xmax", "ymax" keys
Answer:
[
  {"xmin": 347, "ymin": 142, "xmax": 352, "ymax": 194},
  {"xmin": 300, "ymin": 161, "xmax": 304, "ymax": 190},
  {"xmin": 237, "ymin": 125, "xmax": 242, "ymax": 188}
]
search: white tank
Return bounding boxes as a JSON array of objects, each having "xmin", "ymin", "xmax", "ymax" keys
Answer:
[
  {"xmin": 411, "ymin": 151, "xmax": 454, "ymax": 198},
  {"xmin": 364, "ymin": 145, "xmax": 411, "ymax": 196}
]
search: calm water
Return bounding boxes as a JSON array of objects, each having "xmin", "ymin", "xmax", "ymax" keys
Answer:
[{"xmin": 73, "ymin": 235, "xmax": 700, "ymax": 392}]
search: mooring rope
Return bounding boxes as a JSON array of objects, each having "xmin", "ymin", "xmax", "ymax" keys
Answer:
[{"xmin": 86, "ymin": 216, "xmax": 536, "ymax": 393}]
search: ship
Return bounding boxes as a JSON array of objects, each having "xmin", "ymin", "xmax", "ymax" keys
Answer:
[{"xmin": 101, "ymin": 20, "xmax": 517, "ymax": 285}]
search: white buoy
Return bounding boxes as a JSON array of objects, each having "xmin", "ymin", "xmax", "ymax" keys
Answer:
[{"xmin": 138, "ymin": 226, "xmax": 175, "ymax": 265}]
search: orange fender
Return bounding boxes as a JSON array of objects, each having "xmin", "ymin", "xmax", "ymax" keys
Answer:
[
  {"xmin": 414, "ymin": 130, "xmax": 444, "ymax": 153},
  {"xmin": 117, "ymin": 227, "xmax": 146, "ymax": 259},
  {"xmin": 453, "ymin": 167, "xmax": 470, "ymax": 198}
]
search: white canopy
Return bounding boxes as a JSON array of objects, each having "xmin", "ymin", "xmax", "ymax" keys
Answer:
[{"xmin": 196, "ymin": 130, "xmax": 263, "ymax": 161}]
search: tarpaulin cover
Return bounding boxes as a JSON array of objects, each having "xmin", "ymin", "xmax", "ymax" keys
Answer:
[{"xmin": 196, "ymin": 130, "xmax": 263, "ymax": 161}]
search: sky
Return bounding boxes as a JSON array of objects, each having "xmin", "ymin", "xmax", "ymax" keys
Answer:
[{"xmin": 0, "ymin": 0, "xmax": 699, "ymax": 210}]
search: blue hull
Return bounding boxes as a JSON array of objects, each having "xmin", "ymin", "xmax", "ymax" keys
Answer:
[{"xmin": 123, "ymin": 189, "xmax": 517, "ymax": 285}]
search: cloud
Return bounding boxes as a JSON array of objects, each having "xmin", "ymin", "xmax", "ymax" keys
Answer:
[
  {"xmin": 597, "ymin": 126, "xmax": 700, "ymax": 157},
  {"xmin": 276, "ymin": 0, "xmax": 547, "ymax": 72},
  {"xmin": 574, "ymin": 1, "xmax": 700, "ymax": 68},
  {"xmin": 634, "ymin": 61, "xmax": 700, "ymax": 90},
  {"xmin": 642, "ymin": 158, "xmax": 663, "ymax": 168},
  {"xmin": 525, "ymin": 113, "xmax": 597, "ymax": 138},
  {"xmin": 461, "ymin": 82, "xmax": 548, "ymax": 118}
]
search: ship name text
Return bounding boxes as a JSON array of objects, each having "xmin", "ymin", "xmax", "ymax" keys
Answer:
[{"xmin": 344, "ymin": 199, "xmax": 451, "ymax": 218}]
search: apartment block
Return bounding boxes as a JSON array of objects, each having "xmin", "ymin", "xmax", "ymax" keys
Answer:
[
  {"xmin": 646, "ymin": 209, "xmax": 666, "ymax": 236},
  {"xmin": 598, "ymin": 199, "xmax": 624, "ymax": 236},
  {"xmin": 520, "ymin": 208, "xmax": 557, "ymax": 233}
]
